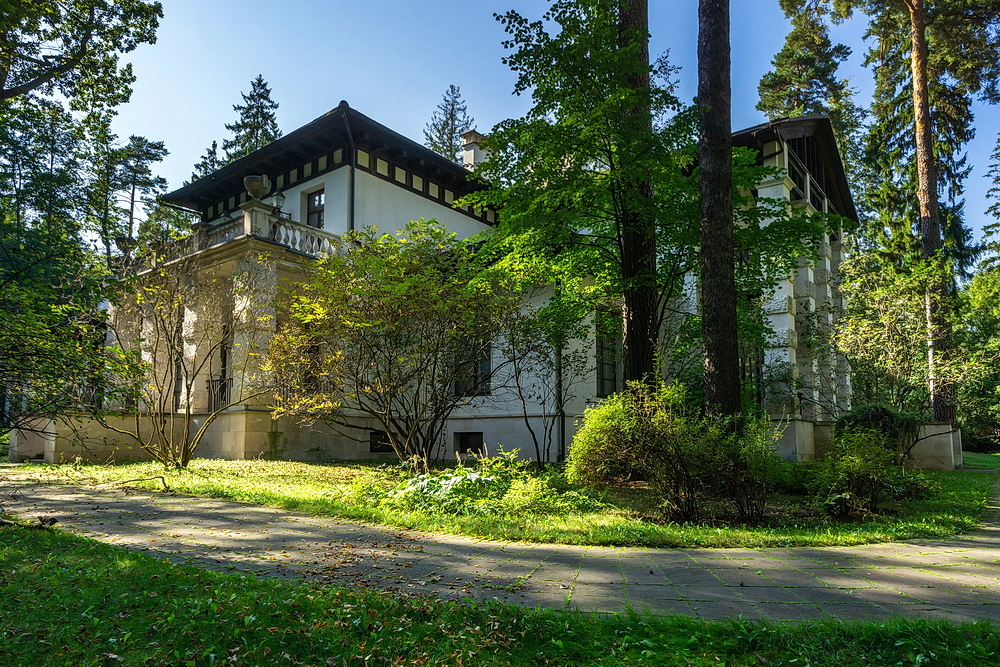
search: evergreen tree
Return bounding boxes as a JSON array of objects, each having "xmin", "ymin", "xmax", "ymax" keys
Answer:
[
  {"xmin": 121, "ymin": 135, "xmax": 167, "ymax": 250},
  {"xmin": 222, "ymin": 75, "xmax": 281, "ymax": 163},
  {"xmin": 423, "ymin": 85, "xmax": 474, "ymax": 163},
  {"xmin": 821, "ymin": 0, "xmax": 1000, "ymax": 421},
  {"xmin": 190, "ymin": 140, "xmax": 221, "ymax": 182},
  {"xmin": 756, "ymin": 0, "xmax": 864, "ymax": 172},
  {"xmin": 699, "ymin": 0, "xmax": 741, "ymax": 417},
  {"xmin": 980, "ymin": 133, "xmax": 1000, "ymax": 269},
  {"xmin": 82, "ymin": 121, "xmax": 168, "ymax": 267}
]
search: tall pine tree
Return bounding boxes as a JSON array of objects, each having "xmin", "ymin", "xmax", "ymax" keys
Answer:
[
  {"xmin": 810, "ymin": 0, "xmax": 1000, "ymax": 421},
  {"xmin": 222, "ymin": 75, "xmax": 281, "ymax": 163},
  {"xmin": 984, "ymin": 134, "xmax": 1000, "ymax": 268},
  {"xmin": 190, "ymin": 140, "xmax": 221, "ymax": 182},
  {"xmin": 756, "ymin": 0, "xmax": 864, "ymax": 171},
  {"xmin": 423, "ymin": 85, "xmax": 474, "ymax": 163},
  {"xmin": 698, "ymin": 0, "xmax": 741, "ymax": 417}
]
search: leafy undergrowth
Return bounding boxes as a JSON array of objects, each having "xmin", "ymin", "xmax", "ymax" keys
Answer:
[
  {"xmin": 9, "ymin": 459, "xmax": 997, "ymax": 548},
  {"xmin": 1, "ymin": 526, "xmax": 999, "ymax": 667}
]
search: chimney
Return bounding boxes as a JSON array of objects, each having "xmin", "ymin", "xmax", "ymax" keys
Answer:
[{"xmin": 461, "ymin": 129, "xmax": 487, "ymax": 171}]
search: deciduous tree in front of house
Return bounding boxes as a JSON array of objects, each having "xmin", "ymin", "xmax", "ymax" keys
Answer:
[
  {"xmin": 0, "ymin": 0, "xmax": 162, "ymax": 104},
  {"xmin": 268, "ymin": 220, "xmax": 526, "ymax": 473},
  {"xmin": 94, "ymin": 248, "xmax": 276, "ymax": 468}
]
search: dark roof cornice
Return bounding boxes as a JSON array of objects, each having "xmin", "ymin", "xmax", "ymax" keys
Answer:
[{"xmin": 163, "ymin": 101, "xmax": 482, "ymax": 212}]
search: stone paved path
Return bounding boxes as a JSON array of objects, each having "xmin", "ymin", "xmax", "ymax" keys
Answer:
[{"xmin": 4, "ymin": 475, "xmax": 1000, "ymax": 622}]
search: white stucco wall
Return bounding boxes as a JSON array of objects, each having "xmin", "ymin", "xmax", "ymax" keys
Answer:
[{"xmin": 354, "ymin": 171, "xmax": 490, "ymax": 238}]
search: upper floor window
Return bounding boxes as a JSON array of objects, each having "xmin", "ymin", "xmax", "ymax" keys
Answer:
[
  {"xmin": 307, "ymin": 190, "xmax": 325, "ymax": 228},
  {"xmin": 596, "ymin": 322, "xmax": 619, "ymax": 399},
  {"xmin": 454, "ymin": 343, "xmax": 492, "ymax": 397}
]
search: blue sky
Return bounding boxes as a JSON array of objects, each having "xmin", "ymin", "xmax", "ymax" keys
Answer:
[{"xmin": 112, "ymin": 0, "xmax": 999, "ymax": 238}]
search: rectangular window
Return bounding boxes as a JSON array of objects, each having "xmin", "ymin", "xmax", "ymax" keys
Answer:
[
  {"xmin": 306, "ymin": 189, "xmax": 325, "ymax": 228},
  {"xmin": 395, "ymin": 166, "xmax": 407, "ymax": 184},
  {"xmin": 208, "ymin": 340, "xmax": 232, "ymax": 413},
  {"xmin": 376, "ymin": 158, "xmax": 389, "ymax": 177},
  {"xmin": 369, "ymin": 430, "xmax": 393, "ymax": 453},
  {"xmin": 428, "ymin": 182, "xmax": 439, "ymax": 198},
  {"xmin": 596, "ymin": 326, "xmax": 618, "ymax": 398},
  {"xmin": 357, "ymin": 150, "xmax": 370, "ymax": 168},
  {"xmin": 455, "ymin": 432, "xmax": 484, "ymax": 455},
  {"xmin": 412, "ymin": 175, "xmax": 423, "ymax": 192},
  {"xmin": 172, "ymin": 353, "xmax": 185, "ymax": 412},
  {"xmin": 454, "ymin": 343, "xmax": 491, "ymax": 396}
]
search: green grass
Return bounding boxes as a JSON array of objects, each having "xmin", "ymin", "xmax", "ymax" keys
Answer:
[
  {"xmin": 1, "ymin": 525, "xmax": 998, "ymax": 667},
  {"xmin": 961, "ymin": 450, "xmax": 1000, "ymax": 470},
  {"xmin": 9, "ymin": 459, "xmax": 997, "ymax": 548}
]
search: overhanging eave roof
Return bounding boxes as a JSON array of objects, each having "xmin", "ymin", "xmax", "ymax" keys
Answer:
[{"xmin": 732, "ymin": 115, "xmax": 858, "ymax": 223}]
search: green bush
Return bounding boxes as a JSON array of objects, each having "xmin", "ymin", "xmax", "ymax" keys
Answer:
[
  {"xmin": 708, "ymin": 417, "xmax": 780, "ymax": 523},
  {"xmin": 812, "ymin": 431, "xmax": 895, "ymax": 516},
  {"xmin": 773, "ymin": 460, "xmax": 821, "ymax": 495},
  {"xmin": 567, "ymin": 382, "xmax": 711, "ymax": 521},
  {"xmin": 499, "ymin": 476, "xmax": 606, "ymax": 515},
  {"xmin": 567, "ymin": 382, "xmax": 780, "ymax": 523},
  {"xmin": 835, "ymin": 404, "xmax": 921, "ymax": 464},
  {"xmin": 963, "ymin": 432, "xmax": 1000, "ymax": 453},
  {"xmin": 883, "ymin": 469, "xmax": 941, "ymax": 501},
  {"xmin": 334, "ymin": 449, "xmax": 607, "ymax": 517}
]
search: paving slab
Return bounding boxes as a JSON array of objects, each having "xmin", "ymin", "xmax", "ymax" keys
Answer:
[{"xmin": 4, "ymin": 475, "xmax": 1000, "ymax": 622}]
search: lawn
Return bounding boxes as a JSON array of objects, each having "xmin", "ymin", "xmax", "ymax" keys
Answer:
[
  {"xmin": 961, "ymin": 450, "xmax": 1000, "ymax": 470},
  {"xmin": 0, "ymin": 525, "xmax": 997, "ymax": 667},
  {"xmin": 9, "ymin": 458, "xmax": 996, "ymax": 548}
]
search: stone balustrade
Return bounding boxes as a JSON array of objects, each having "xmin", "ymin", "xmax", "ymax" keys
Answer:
[{"xmin": 193, "ymin": 201, "xmax": 339, "ymax": 258}]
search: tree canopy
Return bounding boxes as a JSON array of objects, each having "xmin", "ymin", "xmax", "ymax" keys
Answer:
[
  {"xmin": 268, "ymin": 220, "xmax": 525, "ymax": 471},
  {"xmin": 0, "ymin": 0, "xmax": 162, "ymax": 107},
  {"xmin": 423, "ymin": 84, "xmax": 474, "ymax": 164},
  {"xmin": 222, "ymin": 74, "xmax": 281, "ymax": 163}
]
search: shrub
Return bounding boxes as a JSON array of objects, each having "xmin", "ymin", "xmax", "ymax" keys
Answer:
[
  {"xmin": 773, "ymin": 460, "xmax": 821, "ymax": 496},
  {"xmin": 568, "ymin": 383, "xmax": 781, "ymax": 523},
  {"xmin": 812, "ymin": 431, "xmax": 895, "ymax": 516},
  {"xmin": 963, "ymin": 432, "xmax": 1000, "ymax": 454},
  {"xmin": 498, "ymin": 476, "xmax": 606, "ymax": 515},
  {"xmin": 567, "ymin": 382, "xmax": 711, "ymax": 521},
  {"xmin": 883, "ymin": 469, "xmax": 941, "ymax": 501},
  {"xmin": 835, "ymin": 404, "xmax": 921, "ymax": 464},
  {"xmin": 708, "ymin": 417, "xmax": 780, "ymax": 523}
]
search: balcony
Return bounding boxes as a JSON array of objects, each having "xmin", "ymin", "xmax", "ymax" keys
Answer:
[{"xmin": 199, "ymin": 200, "xmax": 340, "ymax": 256}]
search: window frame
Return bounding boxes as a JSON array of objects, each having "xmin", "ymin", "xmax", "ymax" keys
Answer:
[{"xmin": 305, "ymin": 188, "xmax": 325, "ymax": 229}]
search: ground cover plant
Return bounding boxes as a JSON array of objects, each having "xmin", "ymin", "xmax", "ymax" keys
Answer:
[
  {"xmin": 9, "ymin": 455, "xmax": 994, "ymax": 548},
  {"xmin": 1, "ymin": 525, "xmax": 999, "ymax": 667}
]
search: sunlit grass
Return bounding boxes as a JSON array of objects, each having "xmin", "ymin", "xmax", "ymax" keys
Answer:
[
  {"xmin": 1, "ymin": 526, "xmax": 998, "ymax": 667},
  {"xmin": 961, "ymin": 450, "xmax": 1000, "ymax": 469},
  {"xmin": 10, "ymin": 458, "xmax": 995, "ymax": 548}
]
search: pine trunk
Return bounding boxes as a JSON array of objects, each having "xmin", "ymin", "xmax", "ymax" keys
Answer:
[
  {"xmin": 618, "ymin": 0, "xmax": 658, "ymax": 385},
  {"xmin": 906, "ymin": 0, "xmax": 955, "ymax": 423},
  {"xmin": 698, "ymin": 0, "xmax": 741, "ymax": 417}
]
